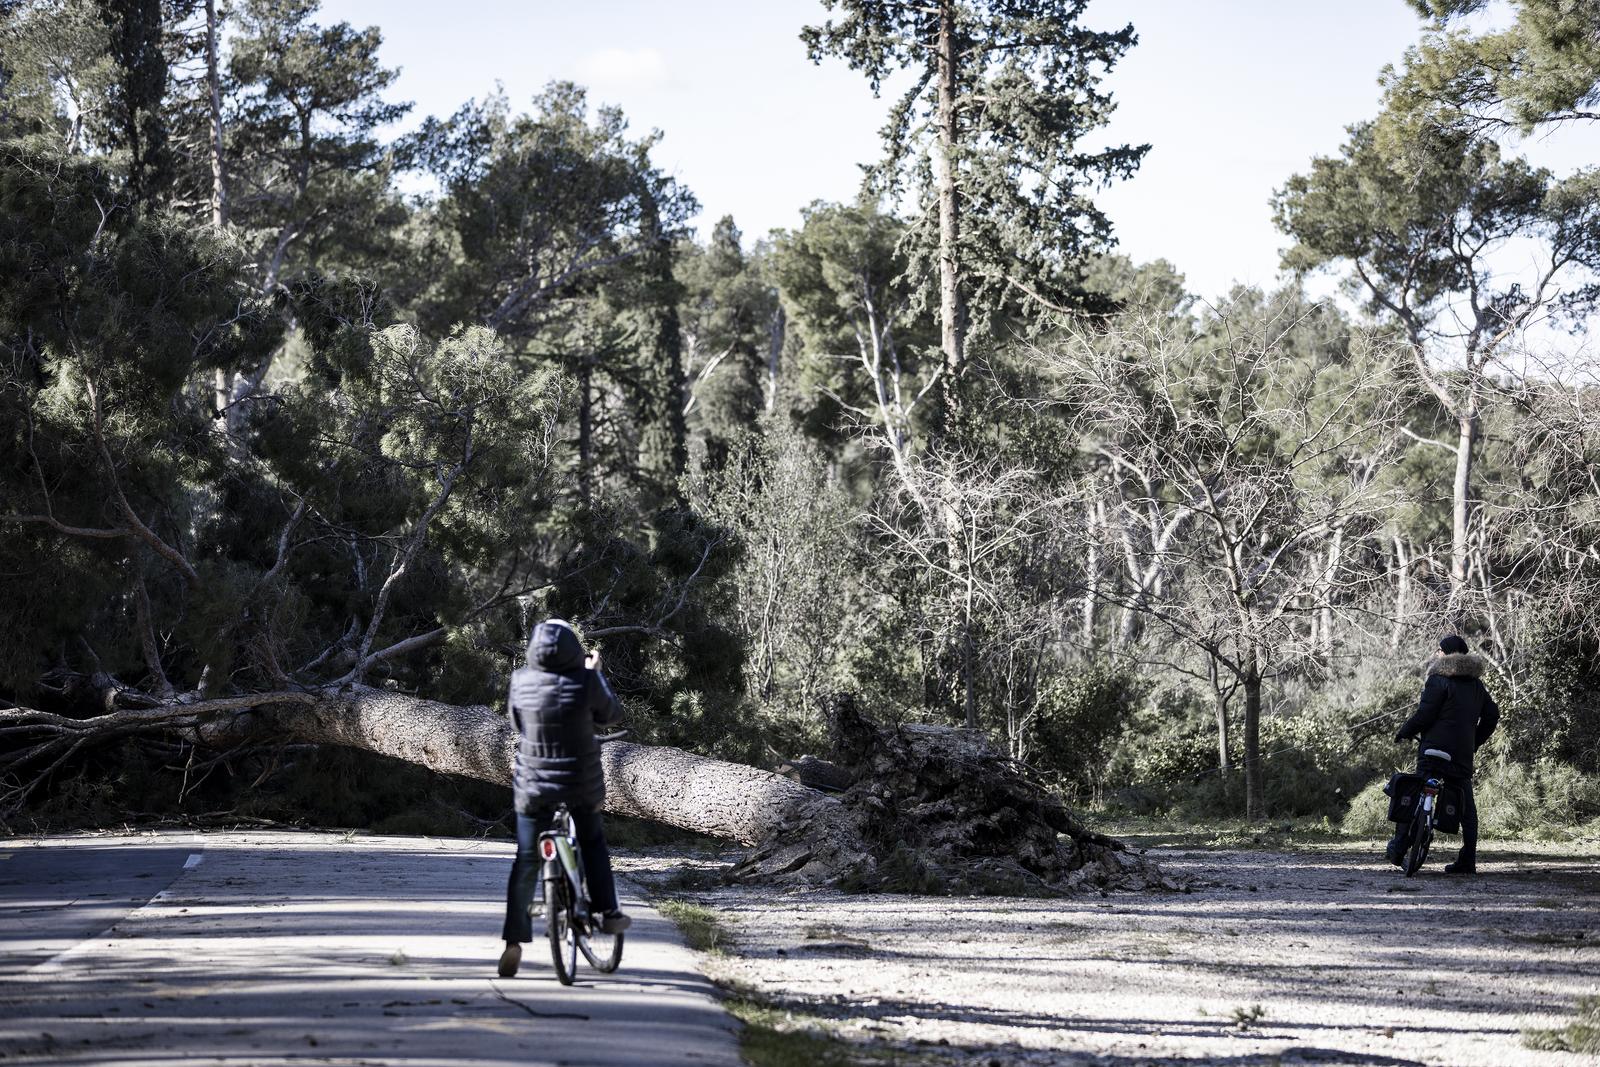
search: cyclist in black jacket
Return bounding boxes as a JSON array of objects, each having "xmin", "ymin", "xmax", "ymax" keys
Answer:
[
  {"xmin": 1387, "ymin": 635, "xmax": 1501, "ymax": 874},
  {"xmin": 498, "ymin": 619, "xmax": 629, "ymax": 978}
]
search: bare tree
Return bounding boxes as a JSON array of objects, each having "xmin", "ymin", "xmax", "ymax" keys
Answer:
[{"xmin": 1043, "ymin": 308, "xmax": 1403, "ymax": 818}]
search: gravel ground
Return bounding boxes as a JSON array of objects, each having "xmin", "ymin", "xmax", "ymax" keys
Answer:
[{"xmin": 620, "ymin": 842, "xmax": 1600, "ymax": 1066}]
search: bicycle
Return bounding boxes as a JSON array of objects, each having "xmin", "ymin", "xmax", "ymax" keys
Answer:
[
  {"xmin": 538, "ymin": 800, "xmax": 624, "ymax": 985},
  {"xmin": 1391, "ymin": 750, "xmax": 1461, "ymax": 878}
]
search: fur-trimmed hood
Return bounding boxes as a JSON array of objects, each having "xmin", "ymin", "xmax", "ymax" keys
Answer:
[{"xmin": 1428, "ymin": 652, "xmax": 1485, "ymax": 679}]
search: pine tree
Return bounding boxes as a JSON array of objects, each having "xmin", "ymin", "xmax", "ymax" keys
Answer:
[{"xmin": 803, "ymin": 0, "xmax": 1146, "ymax": 436}]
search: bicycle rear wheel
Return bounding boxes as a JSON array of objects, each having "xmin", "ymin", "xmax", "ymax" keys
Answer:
[
  {"xmin": 546, "ymin": 878, "xmax": 578, "ymax": 985},
  {"xmin": 580, "ymin": 931, "xmax": 624, "ymax": 973}
]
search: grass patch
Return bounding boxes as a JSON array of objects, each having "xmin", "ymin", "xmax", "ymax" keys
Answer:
[
  {"xmin": 729, "ymin": 999, "xmax": 865, "ymax": 1067},
  {"xmin": 1229, "ymin": 1003, "xmax": 1267, "ymax": 1028},
  {"xmin": 1086, "ymin": 814, "xmax": 1365, "ymax": 851},
  {"xmin": 656, "ymin": 899, "xmax": 728, "ymax": 954},
  {"xmin": 1524, "ymin": 995, "xmax": 1600, "ymax": 1054}
]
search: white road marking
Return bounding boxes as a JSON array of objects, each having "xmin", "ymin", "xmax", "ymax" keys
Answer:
[{"xmin": 27, "ymin": 851, "xmax": 204, "ymax": 974}]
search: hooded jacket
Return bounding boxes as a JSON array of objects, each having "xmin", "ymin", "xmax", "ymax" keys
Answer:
[
  {"xmin": 1395, "ymin": 652, "xmax": 1501, "ymax": 774},
  {"xmin": 507, "ymin": 620, "xmax": 622, "ymax": 812}
]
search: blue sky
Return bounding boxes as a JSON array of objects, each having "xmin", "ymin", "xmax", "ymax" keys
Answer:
[{"xmin": 318, "ymin": 0, "xmax": 1599, "ymax": 305}]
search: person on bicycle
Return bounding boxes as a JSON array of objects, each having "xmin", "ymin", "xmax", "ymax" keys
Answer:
[
  {"xmin": 499, "ymin": 618, "xmax": 630, "ymax": 978},
  {"xmin": 1386, "ymin": 634, "xmax": 1500, "ymax": 874}
]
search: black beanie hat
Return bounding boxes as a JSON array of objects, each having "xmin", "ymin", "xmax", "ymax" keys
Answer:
[{"xmin": 1439, "ymin": 634, "xmax": 1469, "ymax": 655}]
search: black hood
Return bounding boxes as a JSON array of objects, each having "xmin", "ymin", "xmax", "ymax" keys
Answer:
[{"xmin": 527, "ymin": 619, "xmax": 584, "ymax": 672}]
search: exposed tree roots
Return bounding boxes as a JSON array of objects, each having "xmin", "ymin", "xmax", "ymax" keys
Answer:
[{"xmin": 732, "ymin": 694, "xmax": 1180, "ymax": 895}]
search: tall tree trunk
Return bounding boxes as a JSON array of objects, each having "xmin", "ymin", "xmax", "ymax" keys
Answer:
[
  {"xmin": 962, "ymin": 553, "xmax": 978, "ymax": 729},
  {"xmin": 1390, "ymin": 533, "xmax": 1411, "ymax": 650},
  {"xmin": 204, "ymin": 0, "xmax": 227, "ymax": 230},
  {"xmin": 1318, "ymin": 524, "xmax": 1345, "ymax": 660},
  {"xmin": 765, "ymin": 304, "xmax": 785, "ymax": 413},
  {"xmin": 1243, "ymin": 649, "xmax": 1264, "ymax": 821},
  {"xmin": 206, "ymin": 0, "xmax": 231, "ymax": 429},
  {"xmin": 577, "ymin": 357, "xmax": 593, "ymax": 508},
  {"xmin": 1082, "ymin": 499, "xmax": 1101, "ymax": 644},
  {"xmin": 1207, "ymin": 654, "xmax": 1232, "ymax": 774},
  {"xmin": 1449, "ymin": 408, "xmax": 1479, "ymax": 620},
  {"xmin": 933, "ymin": 0, "xmax": 965, "ymax": 439}
]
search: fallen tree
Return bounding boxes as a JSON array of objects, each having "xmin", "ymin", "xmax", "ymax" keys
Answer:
[{"xmin": 3, "ymin": 682, "xmax": 1174, "ymax": 894}]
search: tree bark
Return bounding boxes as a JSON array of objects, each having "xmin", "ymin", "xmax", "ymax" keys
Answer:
[
  {"xmin": 1082, "ymin": 498, "xmax": 1102, "ymax": 644},
  {"xmin": 1206, "ymin": 654, "xmax": 1232, "ymax": 774},
  {"xmin": 242, "ymin": 685, "xmax": 850, "ymax": 849},
  {"xmin": 204, "ymin": 0, "xmax": 227, "ymax": 230},
  {"xmin": 1243, "ymin": 652, "xmax": 1264, "ymax": 821},
  {"xmin": 1390, "ymin": 533, "xmax": 1411, "ymax": 650},
  {"xmin": 933, "ymin": 0, "xmax": 965, "ymax": 437},
  {"xmin": 1450, "ymin": 408, "xmax": 1479, "ymax": 619},
  {"xmin": 13, "ymin": 683, "xmax": 1175, "ymax": 893},
  {"xmin": 1318, "ymin": 524, "xmax": 1345, "ymax": 660},
  {"xmin": 765, "ymin": 303, "xmax": 785, "ymax": 413},
  {"xmin": 577, "ymin": 357, "xmax": 593, "ymax": 508},
  {"xmin": 205, "ymin": 0, "xmax": 233, "ymax": 432}
]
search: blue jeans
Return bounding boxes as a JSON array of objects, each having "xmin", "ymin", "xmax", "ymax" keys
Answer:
[{"xmin": 501, "ymin": 806, "xmax": 619, "ymax": 943}]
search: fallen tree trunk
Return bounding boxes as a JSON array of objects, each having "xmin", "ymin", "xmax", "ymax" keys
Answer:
[
  {"xmin": 9, "ymin": 683, "xmax": 1172, "ymax": 894},
  {"xmin": 240, "ymin": 685, "xmax": 865, "ymax": 858}
]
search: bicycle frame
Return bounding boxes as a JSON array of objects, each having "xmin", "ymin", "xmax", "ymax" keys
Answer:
[{"xmin": 1420, "ymin": 778, "xmax": 1440, "ymax": 818}]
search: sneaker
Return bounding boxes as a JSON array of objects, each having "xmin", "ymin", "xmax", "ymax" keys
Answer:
[
  {"xmin": 1384, "ymin": 843, "xmax": 1405, "ymax": 868},
  {"xmin": 497, "ymin": 941, "xmax": 522, "ymax": 977},
  {"xmin": 1443, "ymin": 859, "xmax": 1476, "ymax": 875},
  {"xmin": 599, "ymin": 910, "xmax": 631, "ymax": 934}
]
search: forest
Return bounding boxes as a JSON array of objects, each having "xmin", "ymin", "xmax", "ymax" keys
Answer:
[{"xmin": 1, "ymin": 0, "xmax": 1598, "ymax": 861}]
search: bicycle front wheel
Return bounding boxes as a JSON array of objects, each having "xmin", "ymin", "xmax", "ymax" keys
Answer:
[
  {"xmin": 546, "ymin": 879, "xmax": 578, "ymax": 985},
  {"xmin": 580, "ymin": 930, "xmax": 624, "ymax": 973}
]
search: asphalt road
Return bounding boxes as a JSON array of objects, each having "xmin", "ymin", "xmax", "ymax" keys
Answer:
[
  {"xmin": 0, "ymin": 841, "xmax": 194, "ymax": 976},
  {"xmin": 0, "ymin": 831, "xmax": 740, "ymax": 1066}
]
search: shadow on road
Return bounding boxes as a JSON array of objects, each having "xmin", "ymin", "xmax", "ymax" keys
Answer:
[{"xmin": 0, "ymin": 832, "xmax": 739, "ymax": 1067}]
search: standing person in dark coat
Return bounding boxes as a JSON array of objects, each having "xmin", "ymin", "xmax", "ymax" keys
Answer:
[
  {"xmin": 1386, "ymin": 634, "xmax": 1501, "ymax": 874},
  {"xmin": 498, "ymin": 618, "xmax": 629, "ymax": 978}
]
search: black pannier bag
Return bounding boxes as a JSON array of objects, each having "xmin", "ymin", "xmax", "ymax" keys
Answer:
[
  {"xmin": 1434, "ymin": 784, "xmax": 1464, "ymax": 834},
  {"xmin": 1384, "ymin": 772, "xmax": 1423, "ymax": 823},
  {"xmin": 1383, "ymin": 772, "xmax": 1464, "ymax": 833}
]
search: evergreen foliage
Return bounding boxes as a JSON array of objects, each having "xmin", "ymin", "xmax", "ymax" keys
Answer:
[{"xmin": 0, "ymin": 0, "xmax": 1595, "ymax": 829}]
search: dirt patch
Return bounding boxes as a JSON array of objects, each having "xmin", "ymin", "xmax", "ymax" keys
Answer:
[{"xmin": 619, "ymin": 842, "xmax": 1600, "ymax": 1065}]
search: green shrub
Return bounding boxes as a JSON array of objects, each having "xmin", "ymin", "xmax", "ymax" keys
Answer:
[
  {"xmin": 1506, "ymin": 617, "xmax": 1600, "ymax": 773},
  {"xmin": 1341, "ymin": 775, "xmax": 1395, "ymax": 838},
  {"xmin": 1098, "ymin": 675, "xmax": 1404, "ymax": 820},
  {"xmin": 1029, "ymin": 662, "xmax": 1146, "ymax": 801},
  {"xmin": 1524, "ymin": 996, "xmax": 1600, "ymax": 1055},
  {"xmin": 1102, "ymin": 685, "xmax": 1220, "ymax": 794},
  {"xmin": 1472, "ymin": 750, "xmax": 1600, "ymax": 838},
  {"xmin": 1341, "ymin": 752, "xmax": 1600, "ymax": 840}
]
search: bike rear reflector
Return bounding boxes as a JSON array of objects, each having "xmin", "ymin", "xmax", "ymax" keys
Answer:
[{"xmin": 539, "ymin": 838, "xmax": 557, "ymax": 860}]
